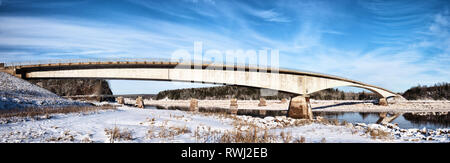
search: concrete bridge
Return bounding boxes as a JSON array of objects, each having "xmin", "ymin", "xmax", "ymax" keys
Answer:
[{"xmin": 0, "ymin": 59, "xmax": 403, "ymax": 119}]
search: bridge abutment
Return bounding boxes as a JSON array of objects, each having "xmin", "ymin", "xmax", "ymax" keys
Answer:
[
  {"xmin": 136, "ymin": 96, "xmax": 144, "ymax": 108},
  {"xmin": 229, "ymin": 98, "xmax": 238, "ymax": 115},
  {"xmin": 189, "ymin": 98, "xmax": 199, "ymax": 112},
  {"xmin": 378, "ymin": 98, "xmax": 388, "ymax": 106},
  {"xmin": 116, "ymin": 96, "xmax": 124, "ymax": 104},
  {"xmin": 288, "ymin": 96, "xmax": 313, "ymax": 120},
  {"xmin": 258, "ymin": 98, "xmax": 267, "ymax": 107}
]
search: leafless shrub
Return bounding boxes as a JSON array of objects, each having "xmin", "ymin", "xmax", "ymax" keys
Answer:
[
  {"xmin": 218, "ymin": 128, "xmax": 277, "ymax": 143},
  {"xmin": 104, "ymin": 126, "xmax": 133, "ymax": 143},
  {"xmin": 293, "ymin": 136, "xmax": 306, "ymax": 143},
  {"xmin": 171, "ymin": 126, "xmax": 191, "ymax": 135},
  {"xmin": 0, "ymin": 105, "xmax": 117, "ymax": 120},
  {"xmin": 321, "ymin": 138, "xmax": 327, "ymax": 143},
  {"xmin": 280, "ymin": 131, "xmax": 292, "ymax": 143}
]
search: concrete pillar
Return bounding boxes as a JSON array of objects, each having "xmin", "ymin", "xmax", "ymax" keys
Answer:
[
  {"xmin": 287, "ymin": 96, "xmax": 313, "ymax": 120},
  {"xmin": 280, "ymin": 98, "xmax": 288, "ymax": 104},
  {"xmin": 136, "ymin": 96, "xmax": 145, "ymax": 108},
  {"xmin": 259, "ymin": 110, "xmax": 266, "ymax": 117},
  {"xmin": 230, "ymin": 98, "xmax": 238, "ymax": 115},
  {"xmin": 116, "ymin": 96, "xmax": 124, "ymax": 104},
  {"xmin": 378, "ymin": 98, "xmax": 388, "ymax": 106},
  {"xmin": 258, "ymin": 98, "xmax": 267, "ymax": 107},
  {"xmin": 189, "ymin": 98, "xmax": 199, "ymax": 112}
]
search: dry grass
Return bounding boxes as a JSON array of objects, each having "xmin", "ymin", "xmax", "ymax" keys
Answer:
[
  {"xmin": 104, "ymin": 126, "xmax": 133, "ymax": 143},
  {"xmin": 280, "ymin": 131, "xmax": 293, "ymax": 143},
  {"xmin": 365, "ymin": 128, "xmax": 392, "ymax": 140},
  {"xmin": 0, "ymin": 105, "xmax": 117, "ymax": 120},
  {"xmin": 293, "ymin": 136, "xmax": 306, "ymax": 143},
  {"xmin": 218, "ymin": 128, "xmax": 277, "ymax": 143}
]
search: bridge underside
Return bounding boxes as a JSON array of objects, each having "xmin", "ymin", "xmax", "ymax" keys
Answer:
[
  {"xmin": 22, "ymin": 68, "xmax": 399, "ymax": 98},
  {"xmin": 1, "ymin": 62, "xmax": 403, "ymax": 119}
]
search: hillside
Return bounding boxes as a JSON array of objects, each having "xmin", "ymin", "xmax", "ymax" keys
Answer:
[{"xmin": 0, "ymin": 72, "xmax": 88, "ymax": 110}]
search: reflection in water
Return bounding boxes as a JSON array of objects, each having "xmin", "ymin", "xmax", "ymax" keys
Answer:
[
  {"xmin": 375, "ymin": 113, "xmax": 401, "ymax": 124},
  {"xmin": 314, "ymin": 112, "xmax": 450, "ymax": 129},
  {"xmin": 359, "ymin": 112, "xmax": 369, "ymax": 120}
]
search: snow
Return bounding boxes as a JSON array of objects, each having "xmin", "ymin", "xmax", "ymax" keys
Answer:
[
  {"xmin": 1, "ymin": 103, "xmax": 447, "ymax": 143},
  {"xmin": 0, "ymin": 72, "xmax": 87, "ymax": 109}
]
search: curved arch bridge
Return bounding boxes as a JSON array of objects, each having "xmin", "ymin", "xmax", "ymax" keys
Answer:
[{"xmin": 0, "ymin": 60, "xmax": 403, "ymax": 119}]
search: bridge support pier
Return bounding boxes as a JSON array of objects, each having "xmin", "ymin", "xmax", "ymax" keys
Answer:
[
  {"xmin": 378, "ymin": 98, "xmax": 388, "ymax": 106},
  {"xmin": 229, "ymin": 98, "xmax": 238, "ymax": 115},
  {"xmin": 189, "ymin": 98, "xmax": 199, "ymax": 112},
  {"xmin": 136, "ymin": 96, "xmax": 144, "ymax": 108},
  {"xmin": 288, "ymin": 96, "xmax": 313, "ymax": 120},
  {"xmin": 116, "ymin": 96, "xmax": 124, "ymax": 105},
  {"xmin": 258, "ymin": 98, "xmax": 267, "ymax": 107}
]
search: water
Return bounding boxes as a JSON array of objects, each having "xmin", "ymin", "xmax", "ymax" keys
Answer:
[
  {"xmin": 144, "ymin": 104, "xmax": 450, "ymax": 130},
  {"xmin": 314, "ymin": 112, "xmax": 450, "ymax": 129}
]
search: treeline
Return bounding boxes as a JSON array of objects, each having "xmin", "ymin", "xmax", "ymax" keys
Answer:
[
  {"xmin": 29, "ymin": 79, "xmax": 115, "ymax": 101},
  {"xmin": 155, "ymin": 85, "xmax": 381, "ymax": 100},
  {"xmin": 402, "ymin": 83, "xmax": 449, "ymax": 100},
  {"xmin": 155, "ymin": 82, "xmax": 450, "ymax": 100},
  {"xmin": 155, "ymin": 86, "xmax": 293, "ymax": 100}
]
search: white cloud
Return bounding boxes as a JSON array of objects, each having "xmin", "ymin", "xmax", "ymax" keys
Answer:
[{"xmin": 252, "ymin": 9, "xmax": 291, "ymax": 23}]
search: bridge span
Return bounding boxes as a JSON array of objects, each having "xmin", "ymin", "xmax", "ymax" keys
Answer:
[{"xmin": 0, "ymin": 59, "xmax": 403, "ymax": 119}]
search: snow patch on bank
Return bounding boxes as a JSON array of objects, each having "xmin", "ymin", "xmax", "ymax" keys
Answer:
[
  {"xmin": 0, "ymin": 72, "xmax": 88, "ymax": 109},
  {"xmin": 1, "ymin": 104, "xmax": 447, "ymax": 143}
]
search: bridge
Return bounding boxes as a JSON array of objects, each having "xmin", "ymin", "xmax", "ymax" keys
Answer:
[{"xmin": 0, "ymin": 59, "xmax": 403, "ymax": 119}]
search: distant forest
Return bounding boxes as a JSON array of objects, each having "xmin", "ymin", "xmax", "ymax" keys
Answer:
[
  {"xmin": 155, "ymin": 85, "xmax": 381, "ymax": 100},
  {"xmin": 155, "ymin": 82, "xmax": 450, "ymax": 100},
  {"xmin": 402, "ymin": 83, "xmax": 449, "ymax": 100}
]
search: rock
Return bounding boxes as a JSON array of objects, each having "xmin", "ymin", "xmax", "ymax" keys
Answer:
[
  {"xmin": 264, "ymin": 117, "xmax": 275, "ymax": 121},
  {"xmin": 345, "ymin": 123, "xmax": 353, "ymax": 128}
]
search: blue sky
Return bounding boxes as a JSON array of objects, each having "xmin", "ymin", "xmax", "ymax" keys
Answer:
[{"xmin": 0, "ymin": 0, "xmax": 449, "ymax": 94}]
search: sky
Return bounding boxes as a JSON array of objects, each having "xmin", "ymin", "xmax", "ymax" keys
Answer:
[{"xmin": 0, "ymin": 0, "xmax": 449, "ymax": 94}]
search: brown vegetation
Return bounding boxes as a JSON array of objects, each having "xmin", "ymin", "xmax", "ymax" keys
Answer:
[
  {"xmin": 29, "ymin": 79, "xmax": 114, "ymax": 102},
  {"xmin": 0, "ymin": 105, "xmax": 117, "ymax": 119},
  {"xmin": 104, "ymin": 126, "xmax": 134, "ymax": 143}
]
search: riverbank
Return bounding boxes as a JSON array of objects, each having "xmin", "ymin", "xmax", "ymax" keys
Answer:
[{"xmin": 0, "ymin": 103, "xmax": 447, "ymax": 143}]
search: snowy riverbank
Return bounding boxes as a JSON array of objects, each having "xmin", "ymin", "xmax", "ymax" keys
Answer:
[
  {"xmin": 0, "ymin": 103, "xmax": 448, "ymax": 143},
  {"xmin": 0, "ymin": 72, "xmax": 88, "ymax": 110},
  {"xmin": 129, "ymin": 98, "xmax": 450, "ymax": 113}
]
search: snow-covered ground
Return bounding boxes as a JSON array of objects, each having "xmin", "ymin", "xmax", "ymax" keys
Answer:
[
  {"xmin": 0, "ymin": 103, "xmax": 447, "ymax": 143},
  {"xmin": 0, "ymin": 72, "xmax": 88, "ymax": 109}
]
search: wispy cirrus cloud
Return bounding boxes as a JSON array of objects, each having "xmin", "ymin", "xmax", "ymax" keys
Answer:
[{"xmin": 249, "ymin": 9, "xmax": 292, "ymax": 23}]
